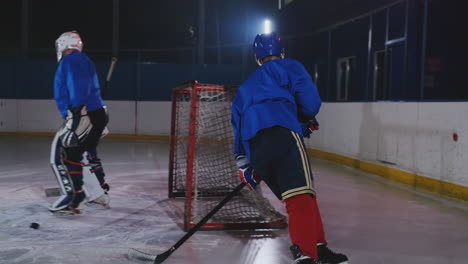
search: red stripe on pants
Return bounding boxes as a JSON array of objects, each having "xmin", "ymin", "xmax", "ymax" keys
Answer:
[{"xmin": 285, "ymin": 194, "xmax": 327, "ymax": 259}]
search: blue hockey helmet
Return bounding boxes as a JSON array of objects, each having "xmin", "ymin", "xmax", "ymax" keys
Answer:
[{"xmin": 253, "ymin": 32, "xmax": 284, "ymax": 62}]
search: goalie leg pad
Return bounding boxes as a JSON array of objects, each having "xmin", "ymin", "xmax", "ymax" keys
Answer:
[
  {"xmin": 86, "ymin": 148, "xmax": 109, "ymax": 192},
  {"xmin": 50, "ymin": 131, "xmax": 74, "ymax": 196},
  {"xmin": 64, "ymin": 160, "xmax": 84, "ymax": 188},
  {"xmin": 49, "ymin": 161, "xmax": 86, "ymax": 213},
  {"xmin": 87, "ymin": 152, "xmax": 105, "ymax": 178},
  {"xmin": 48, "ymin": 190, "xmax": 86, "ymax": 213},
  {"xmin": 51, "ymin": 128, "xmax": 106, "ymax": 209}
]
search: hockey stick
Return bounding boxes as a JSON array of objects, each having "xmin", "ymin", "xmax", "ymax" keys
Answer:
[
  {"xmin": 45, "ymin": 187, "xmax": 61, "ymax": 197},
  {"xmin": 128, "ymin": 182, "xmax": 246, "ymax": 263},
  {"xmin": 101, "ymin": 57, "xmax": 118, "ymax": 98}
]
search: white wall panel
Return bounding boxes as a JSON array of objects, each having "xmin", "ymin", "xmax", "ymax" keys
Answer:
[
  {"xmin": 414, "ymin": 103, "xmax": 468, "ymax": 186},
  {"xmin": 375, "ymin": 103, "xmax": 399, "ymax": 164},
  {"xmin": 357, "ymin": 103, "xmax": 380, "ymax": 161},
  {"xmin": 105, "ymin": 101, "xmax": 137, "ymax": 134},
  {"xmin": 306, "ymin": 102, "xmax": 468, "ymax": 187},
  {"xmin": 137, "ymin": 101, "xmax": 171, "ymax": 135},
  {"xmin": 308, "ymin": 103, "xmax": 367, "ymax": 159},
  {"xmin": 0, "ymin": 100, "xmax": 170, "ymax": 136},
  {"xmin": 0, "ymin": 99, "xmax": 18, "ymax": 132},
  {"xmin": 17, "ymin": 99, "xmax": 62, "ymax": 132},
  {"xmin": 392, "ymin": 103, "xmax": 419, "ymax": 172},
  {"xmin": 2, "ymin": 99, "xmax": 468, "ymax": 187}
]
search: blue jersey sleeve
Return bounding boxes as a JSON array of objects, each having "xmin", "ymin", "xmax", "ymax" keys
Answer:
[{"xmin": 289, "ymin": 60, "xmax": 322, "ymax": 121}]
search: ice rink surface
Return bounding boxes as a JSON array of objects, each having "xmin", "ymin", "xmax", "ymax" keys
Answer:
[{"xmin": 1, "ymin": 135, "xmax": 468, "ymax": 264}]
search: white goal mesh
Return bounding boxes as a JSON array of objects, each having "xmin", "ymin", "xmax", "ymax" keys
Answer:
[{"xmin": 168, "ymin": 81, "xmax": 287, "ymax": 231}]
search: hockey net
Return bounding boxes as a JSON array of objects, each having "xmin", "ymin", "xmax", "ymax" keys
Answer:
[{"xmin": 168, "ymin": 81, "xmax": 287, "ymax": 231}]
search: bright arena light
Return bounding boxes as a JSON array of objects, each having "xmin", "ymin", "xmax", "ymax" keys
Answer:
[{"xmin": 263, "ymin": 19, "xmax": 272, "ymax": 34}]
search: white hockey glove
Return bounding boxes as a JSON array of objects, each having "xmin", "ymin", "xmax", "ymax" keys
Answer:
[
  {"xmin": 100, "ymin": 127, "xmax": 109, "ymax": 139},
  {"xmin": 236, "ymin": 155, "xmax": 261, "ymax": 190},
  {"xmin": 100, "ymin": 106, "xmax": 109, "ymax": 139}
]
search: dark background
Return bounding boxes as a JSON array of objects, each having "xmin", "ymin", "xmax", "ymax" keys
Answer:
[{"xmin": 0, "ymin": 0, "xmax": 466, "ymax": 101}]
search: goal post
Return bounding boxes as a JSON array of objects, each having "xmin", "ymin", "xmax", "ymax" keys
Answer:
[{"xmin": 168, "ymin": 81, "xmax": 287, "ymax": 231}]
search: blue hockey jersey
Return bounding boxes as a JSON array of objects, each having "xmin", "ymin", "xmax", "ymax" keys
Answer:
[
  {"xmin": 54, "ymin": 50, "xmax": 105, "ymax": 119},
  {"xmin": 231, "ymin": 58, "xmax": 322, "ymax": 159}
]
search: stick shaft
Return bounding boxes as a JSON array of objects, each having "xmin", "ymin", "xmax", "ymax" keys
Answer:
[
  {"xmin": 172, "ymin": 182, "xmax": 245, "ymax": 250},
  {"xmin": 102, "ymin": 57, "xmax": 118, "ymax": 98},
  {"xmin": 106, "ymin": 57, "xmax": 118, "ymax": 82},
  {"xmin": 128, "ymin": 183, "xmax": 246, "ymax": 264}
]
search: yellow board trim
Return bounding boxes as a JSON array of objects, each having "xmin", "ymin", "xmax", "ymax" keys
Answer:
[{"xmin": 307, "ymin": 148, "xmax": 468, "ymax": 202}]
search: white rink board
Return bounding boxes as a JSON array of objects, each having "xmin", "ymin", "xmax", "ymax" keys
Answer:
[
  {"xmin": 305, "ymin": 101, "xmax": 468, "ymax": 187},
  {"xmin": 1, "ymin": 99, "xmax": 468, "ymax": 187},
  {"xmin": 0, "ymin": 99, "xmax": 171, "ymax": 135},
  {"xmin": 0, "ymin": 99, "xmax": 19, "ymax": 132}
]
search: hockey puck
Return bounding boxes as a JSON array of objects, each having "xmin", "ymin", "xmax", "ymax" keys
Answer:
[{"xmin": 30, "ymin": 222, "xmax": 40, "ymax": 229}]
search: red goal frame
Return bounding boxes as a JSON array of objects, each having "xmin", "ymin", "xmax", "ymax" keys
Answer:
[{"xmin": 168, "ymin": 81, "xmax": 287, "ymax": 231}]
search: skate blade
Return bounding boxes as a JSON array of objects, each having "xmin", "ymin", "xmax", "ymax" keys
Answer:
[
  {"xmin": 86, "ymin": 201, "xmax": 110, "ymax": 209},
  {"xmin": 49, "ymin": 206, "xmax": 83, "ymax": 216},
  {"xmin": 86, "ymin": 194, "xmax": 110, "ymax": 209}
]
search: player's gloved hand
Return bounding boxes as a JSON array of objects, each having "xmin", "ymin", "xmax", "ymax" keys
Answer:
[
  {"xmin": 302, "ymin": 117, "xmax": 320, "ymax": 138},
  {"xmin": 235, "ymin": 155, "xmax": 261, "ymax": 190},
  {"xmin": 100, "ymin": 127, "xmax": 109, "ymax": 139}
]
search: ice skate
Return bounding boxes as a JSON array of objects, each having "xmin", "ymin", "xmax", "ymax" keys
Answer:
[
  {"xmin": 87, "ymin": 192, "xmax": 110, "ymax": 209},
  {"xmin": 51, "ymin": 205, "xmax": 84, "ymax": 215},
  {"xmin": 317, "ymin": 244, "xmax": 349, "ymax": 264},
  {"xmin": 49, "ymin": 191, "xmax": 85, "ymax": 215},
  {"xmin": 290, "ymin": 244, "xmax": 321, "ymax": 264}
]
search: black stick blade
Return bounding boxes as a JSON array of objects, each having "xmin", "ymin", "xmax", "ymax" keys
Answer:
[
  {"xmin": 128, "ymin": 248, "xmax": 156, "ymax": 263},
  {"xmin": 127, "ymin": 184, "xmax": 245, "ymax": 263},
  {"xmin": 128, "ymin": 248, "xmax": 173, "ymax": 264}
]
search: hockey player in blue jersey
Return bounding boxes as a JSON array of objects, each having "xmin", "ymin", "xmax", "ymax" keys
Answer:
[
  {"xmin": 49, "ymin": 31, "xmax": 110, "ymax": 214},
  {"xmin": 231, "ymin": 32, "xmax": 349, "ymax": 264}
]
